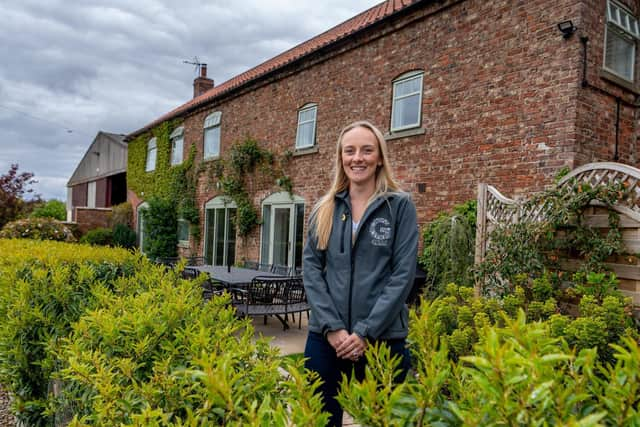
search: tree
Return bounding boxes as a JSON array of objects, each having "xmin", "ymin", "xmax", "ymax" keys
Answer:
[
  {"xmin": 0, "ymin": 164, "xmax": 38, "ymax": 229},
  {"xmin": 31, "ymin": 199, "xmax": 66, "ymax": 221}
]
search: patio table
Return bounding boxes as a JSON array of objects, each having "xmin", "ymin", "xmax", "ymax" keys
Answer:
[{"xmin": 189, "ymin": 265, "xmax": 282, "ymax": 287}]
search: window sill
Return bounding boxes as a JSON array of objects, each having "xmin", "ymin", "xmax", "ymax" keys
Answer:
[
  {"xmin": 203, "ymin": 155, "xmax": 221, "ymax": 162},
  {"xmin": 384, "ymin": 127, "xmax": 426, "ymax": 141},
  {"xmin": 599, "ymin": 68, "xmax": 640, "ymax": 95},
  {"xmin": 292, "ymin": 145, "xmax": 319, "ymax": 157},
  {"xmin": 178, "ymin": 241, "xmax": 190, "ymax": 249}
]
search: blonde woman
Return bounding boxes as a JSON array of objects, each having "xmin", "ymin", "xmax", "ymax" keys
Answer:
[{"xmin": 303, "ymin": 120, "xmax": 418, "ymax": 426}]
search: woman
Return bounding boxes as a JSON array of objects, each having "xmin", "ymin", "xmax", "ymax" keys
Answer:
[{"xmin": 303, "ymin": 120, "xmax": 418, "ymax": 426}]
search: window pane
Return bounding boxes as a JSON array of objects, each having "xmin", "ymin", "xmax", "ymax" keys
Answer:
[
  {"xmin": 226, "ymin": 209, "xmax": 237, "ymax": 266},
  {"xmin": 204, "ymin": 126, "xmax": 220, "ymax": 158},
  {"xmin": 261, "ymin": 205, "xmax": 271, "ymax": 263},
  {"xmin": 215, "ymin": 208, "xmax": 225, "ymax": 266},
  {"xmin": 205, "ymin": 209, "xmax": 215, "ymax": 264},
  {"xmin": 394, "ymin": 76, "xmax": 422, "ymax": 97},
  {"xmin": 177, "ymin": 219, "xmax": 189, "ymax": 242},
  {"xmin": 392, "ymin": 94, "xmax": 421, "ymax": 129},
  {"xmin": 145, "ymin": 146, "xmax": 157, "ymax": 172},
  {"xmin": 296, "ymin": 122, "xmax": 315, "ymax": 148},
  {"xmin": 605, "ymin": 28, "xmax": 634, "ymax": 80},
  {"xmin": 171, "ymin": 137, "xmax": 183, "ymax": 165},
  {"xmin": 299, "ymin": 107, "xmax": 316, "ymax": 122}
]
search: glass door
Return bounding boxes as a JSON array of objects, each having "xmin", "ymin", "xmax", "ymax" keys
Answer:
[
  {"xmin": 272, "ymin": 207, "xmax": 291, "ymax": 266},
  {"xmin": 205, "ymin": 207, "xmax": 236, "ymax": 266}
]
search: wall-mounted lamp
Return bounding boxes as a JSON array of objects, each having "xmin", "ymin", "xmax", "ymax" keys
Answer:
[{"xmin": 558, "ymin": 20, "xmax": 577, "ymax": 39}]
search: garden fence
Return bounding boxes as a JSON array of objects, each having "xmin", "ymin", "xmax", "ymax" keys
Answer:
[{"xmin": 475, "ymin": 162, "xmax": 640, "ymax": 309}]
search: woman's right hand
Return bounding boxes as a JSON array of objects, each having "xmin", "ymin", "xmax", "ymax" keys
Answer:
[{"xmin": 326, "ymin": 329, "xmax": 349, "ymax": 350}]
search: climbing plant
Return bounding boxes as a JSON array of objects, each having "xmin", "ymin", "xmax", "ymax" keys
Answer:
[
  {"xmin": 127, "ymin": 121, "xmax": 200, "ymax": 240},
  {"xmin": 206, "ymin": 136, "xmax": 293, "ymax": 236},
  {"xmin": 476, "ymin": 178, "xmax": 631, "ymax": 299}
]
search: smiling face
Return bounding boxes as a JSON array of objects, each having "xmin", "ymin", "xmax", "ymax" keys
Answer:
[{"xmin": 340, "ymin": 126, "xmax": 382, "ymax": 190}]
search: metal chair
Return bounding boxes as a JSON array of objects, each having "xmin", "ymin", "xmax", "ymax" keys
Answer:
[
  {"xmin": 187, "ymin": 256, "xmax": 206, "ymax": 266},
  {"xmin": 271, "ymin": 264, "xmax": 291, "ymax": 276},
  {"xmin": 243, "ymin": 260, "xmax": 259, "ymax": 270}
]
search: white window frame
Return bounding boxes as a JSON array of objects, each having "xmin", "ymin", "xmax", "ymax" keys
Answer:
[
  {"xmin": 177, "ymin": 218, "xmax": 190, "ymax": 245},
  {"xmin": 170, "ymin": 126, "xmax": 184, "ymax": 166},
  {"xmin": 260, "ymin": 192, "xmax": 305, "ymax": 269},
  {"xmin": 145, "ymin": 137, "xmax": 157, "ymax": 172},
  {"xmin": 204, "ymin": 196, "xmax": 237, "ymax": 266},
  {"xmin": 136, "ymin": 202, "xmax": 149, "ymax": 253},
  {"xmin": 390, "ymin": 71, "xmax": 424, "ymax": 132},
  {"xmin": 203, "ymin": 111, "xmax": 222, "ymax": 159},
  {"xmin": 295, "ymin": 103, "xmax": 317, "ymax": 149},
  {"xmin": 604, "ymin": 0, "xmax": 640, "ymax": 82}
]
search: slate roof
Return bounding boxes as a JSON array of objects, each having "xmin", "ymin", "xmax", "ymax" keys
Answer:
[{"xmin": 128, "ymin": 0, "xmax": 420, "ymax": 138}]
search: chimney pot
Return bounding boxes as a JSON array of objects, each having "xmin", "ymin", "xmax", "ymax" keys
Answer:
[{"xmin": 200, "ymin": 63, "xmax": 207, "ymax": 77}]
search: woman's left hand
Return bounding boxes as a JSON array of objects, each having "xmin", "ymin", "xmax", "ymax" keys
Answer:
[{"xmin": 335, "ymin": 333, "xmax": 367, "ymax": 361}]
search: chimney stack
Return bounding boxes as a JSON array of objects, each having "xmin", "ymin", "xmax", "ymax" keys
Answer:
[{"xmin": 193, "ymin": 64, "xmax": 214, "ymax": 98}]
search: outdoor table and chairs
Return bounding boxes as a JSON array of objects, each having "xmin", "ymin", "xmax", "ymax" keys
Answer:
[{"xmin": 188, "ymin": 264, "xmax": 308, "ymax": 330}]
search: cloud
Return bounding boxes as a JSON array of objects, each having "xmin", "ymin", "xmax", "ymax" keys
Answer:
[{"xmin": 0, "ymin": 0, "xmax": 380, "ymax": 201}]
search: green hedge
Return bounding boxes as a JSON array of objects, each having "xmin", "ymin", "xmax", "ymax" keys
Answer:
[
  {"xmin": 0, "ymin": 239, "xmax": 325, "ymax": 426},
  {"xmin": 338, "ymin": 304, "xmax": 640, "ymax": 426}
]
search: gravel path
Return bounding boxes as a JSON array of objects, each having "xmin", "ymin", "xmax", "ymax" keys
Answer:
[{"xmin": 0, "ymin": 386, "xmax": 15, "ymax": 427}]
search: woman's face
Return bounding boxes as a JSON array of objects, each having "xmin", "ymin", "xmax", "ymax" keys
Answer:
[{"xmin": 340, "ymin": 126, "xmax": 382, "ymax": 188}]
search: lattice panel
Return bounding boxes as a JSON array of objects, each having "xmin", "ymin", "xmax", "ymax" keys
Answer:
[{"xmin": 558, "ymin": 165, "xmax": 640, "ymax": 220}]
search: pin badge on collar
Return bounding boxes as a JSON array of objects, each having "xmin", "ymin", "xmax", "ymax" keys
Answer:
[{"xmin": 341, "ymin": 213, "xmax": 347, "ymax": 221}]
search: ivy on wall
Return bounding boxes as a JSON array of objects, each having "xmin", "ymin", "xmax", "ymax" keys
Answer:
[
  {"xmin": 129, "ymin": 124, "xmax": 295, "ymax": 243},
  {"xmin": 127, "ymin": 119, "xmax": 200, "ymax": 242}
]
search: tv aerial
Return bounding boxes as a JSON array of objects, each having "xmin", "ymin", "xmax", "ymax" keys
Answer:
[{"xmin": 183, "ymin": 56, "xmax": 207, "ymax": 75}]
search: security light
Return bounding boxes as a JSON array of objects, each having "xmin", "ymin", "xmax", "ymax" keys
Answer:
[{"xmin": 558, "ymin": 20, "xmax": 577, "ymax": 38}]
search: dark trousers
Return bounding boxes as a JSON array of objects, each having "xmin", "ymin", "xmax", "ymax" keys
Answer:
[{"xmin": 304, "ymin": 331, "xmax": 411, "ymax": 427}]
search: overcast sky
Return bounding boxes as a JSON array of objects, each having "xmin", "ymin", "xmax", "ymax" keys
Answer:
[{"xmin": 0, "ymin": 0, "xmax": 381, "ymax": 202}]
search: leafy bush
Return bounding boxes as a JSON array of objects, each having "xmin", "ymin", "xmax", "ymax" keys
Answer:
[
  {"xmin": 0, "ymin": 239, "xmax": 140, "ymax": 426},
  {"xmin": 79, "ymin": 227, "xmax": 113, "ymax": 246},
  {"xmin": 112, "ymin": 223, "xmax": 136, "ymax": 249},
  {"xmin": 0, "ymin": 239, "xmax": 325, "ymax": 426},
  {"xmin": 419, "ymin": 200, "xmax": 476, "ymax": 296},
  {"xmin": 338, "ymin": 309, "xmax": 640, "ymax": 426},
  {"xmin": 60, "ymin": 276, "xmax": 326, "ymax": 426},
  {"xmin": 0, "ymin": 217, "xmax": 76, "ymax": 242},
  {"xmin": 417, "ymin": 283, "xmax": 636, "ymax": 365},
  {"xmin": 30, "ymin": 199, "xmax": 66, "ymax": 221},
  {"xmin": 110, "ymin": 202, "xmax": 133, "ymax": 228},
  {"xmin": 143, "ymin": 196, "xmax": 178, "ymax": 260}
]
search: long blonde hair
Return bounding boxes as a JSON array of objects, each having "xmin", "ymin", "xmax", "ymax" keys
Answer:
[{"xmin": 311, "ymin": 120, "xmax": 402, "ymax": 249}]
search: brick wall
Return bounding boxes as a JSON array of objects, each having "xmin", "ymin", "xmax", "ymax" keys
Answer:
[
  {"xmin": 74, "ymin": 208, "xmax": 112, "ymax": 235},
  {"xmin": 136, "ymin": 0, "xmax": 640, "ymax": 261}
]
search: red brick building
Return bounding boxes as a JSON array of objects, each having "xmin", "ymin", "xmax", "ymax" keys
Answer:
[{"xmin": 127, "ymin": 0, "xmax": 640, "ymax": 268}]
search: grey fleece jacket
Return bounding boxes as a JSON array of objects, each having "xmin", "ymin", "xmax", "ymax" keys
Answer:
[{"xmin": 303, "ymin": 190, "xmax": 418, "ymax": 340}]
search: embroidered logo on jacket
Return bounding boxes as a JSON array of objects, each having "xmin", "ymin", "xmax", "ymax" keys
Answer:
[{"xmin": 369, "ymin": 217, "xmax": 392, "ymax": 246}]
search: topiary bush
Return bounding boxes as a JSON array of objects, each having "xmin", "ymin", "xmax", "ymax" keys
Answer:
[
  {"xmin": 79, "ymin": 227, "xmax": 113, "ymax": 246},
  {"xmin": 0, "ymin": 217, "xmax": 76, "ymax": 242},
  {"xmin": 142, "ymin": 196, "xmax": 178, "ymax": 260}
]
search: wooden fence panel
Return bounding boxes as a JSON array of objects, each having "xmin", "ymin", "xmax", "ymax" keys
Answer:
[{"xmin": 475, "ymin": 162, "xmax": 640, "ymax": 308}]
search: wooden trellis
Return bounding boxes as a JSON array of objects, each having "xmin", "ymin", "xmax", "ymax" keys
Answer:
[{"xmin": 475, "ymin": 162, "xmax": 640, "ymax": 306}]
